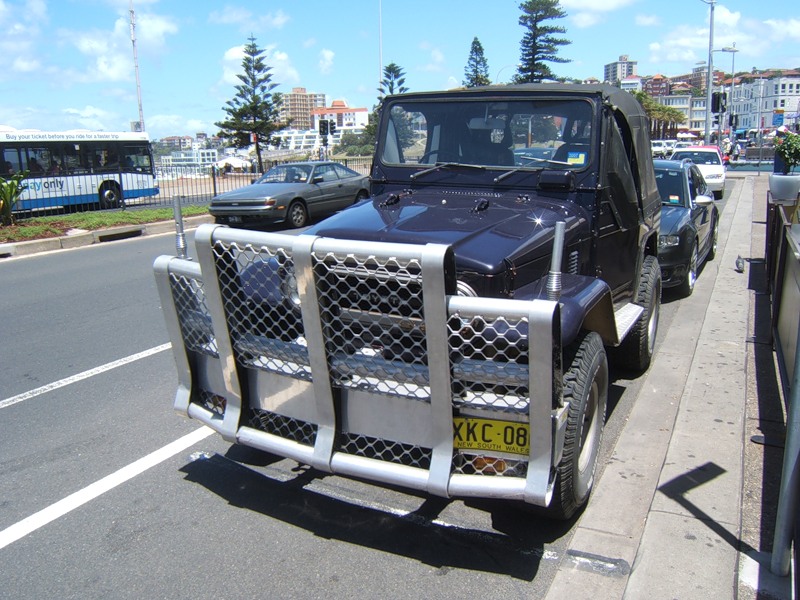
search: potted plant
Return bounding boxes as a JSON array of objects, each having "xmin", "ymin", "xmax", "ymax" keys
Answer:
[{"xmin": 770, "ymin": 130, "xmax": 800, "ymax": 201}]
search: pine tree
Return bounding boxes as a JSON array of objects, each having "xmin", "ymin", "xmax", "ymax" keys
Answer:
[
  {"xmin": 378, "ymin": 62, "xmax": 408, "ymax": 97},
  {"xmin": 463, "ymin": 37, "xmax": 491, "ymax": 87},
  {"xmin": 514, "ymin": 0, "xmax": 571, "ymax": 84},
  {"xmin": 215, "ymin": 36, "xmax": 283, "ymax": 173}
]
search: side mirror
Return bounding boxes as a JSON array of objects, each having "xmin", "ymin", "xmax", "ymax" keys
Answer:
[{"xmin": 695, "ymin": 194, "xmax": 713, "ymax": 206}]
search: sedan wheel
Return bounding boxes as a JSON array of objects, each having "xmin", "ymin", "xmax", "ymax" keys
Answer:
[
  {"xmin": 679, "ymin": 241, "xmax": 698, "ymax": 297},
  {"xmin": 287, "ymin": 201, "xmax": 308, "ymax": 228}
]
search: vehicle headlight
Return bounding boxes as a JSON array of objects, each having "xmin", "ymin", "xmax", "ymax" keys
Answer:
[
  {"xmin": 240, "ymin": 256, "xmax": 300, "ymax": 308},
  {"xmin": 659, "ymin": 235, "xmax": 680, "ymax": 249},
  {"xmin": 264, "ymin": 198, "xmax": 276, "ymax": 207},
  {"xmin": 281, "ymin": 266, "xmax": 301, "ymax": 308}
]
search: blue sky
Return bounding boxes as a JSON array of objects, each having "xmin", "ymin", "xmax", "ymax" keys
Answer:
[{"xmin": 1, "ymin": 0, "xmax": 799, "ymax": 140}]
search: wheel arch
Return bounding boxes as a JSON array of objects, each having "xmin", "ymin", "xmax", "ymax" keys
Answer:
[{"xmin": 557, "ymin": 277, "xmax": 619, "ymax": 348}]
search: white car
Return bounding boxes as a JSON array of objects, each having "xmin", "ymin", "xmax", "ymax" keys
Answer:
[
  {"xmin": 651, "ymin": 140, "xmax": 668, "ymax": 158},
  {"xmin": 669, "ymin": 146, "xmax": 726, "ymax": 199}
]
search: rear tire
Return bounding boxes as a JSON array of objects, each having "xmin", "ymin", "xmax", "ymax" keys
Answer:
[
  {"xmin": 98, "ymin": 182, "xmax": 122, "ymax": 209},
  {"xmin": 615, "ymin": 255, "xmax": 661, "ymax": 371},
  {"xmin": 547, "ymin": 331, "xmax": 608, "ymax": 520}
]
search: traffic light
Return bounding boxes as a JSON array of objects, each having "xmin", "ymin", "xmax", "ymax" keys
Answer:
[
  {"xmin": 713, "ymin": 114, "xmax": 720, "ymax": 126},
  {"xmin": 728, "ymin": 114, "xmax": 738, "ymax": 129},
  {"xmin": 318, "ymin": 119, "xmax": 329, "ymax": 136},
  {"xmin": 329, "ymin": 121, "xmax": 336, "ymax": 135},
  {"xmin": 711, "ymin": 91, "xmax": 727, "ymax": 114}
]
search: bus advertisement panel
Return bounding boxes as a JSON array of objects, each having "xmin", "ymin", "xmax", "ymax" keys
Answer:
[{"xmin": 1, "ymin": 130, "xmax": 159, "ymax": 212}]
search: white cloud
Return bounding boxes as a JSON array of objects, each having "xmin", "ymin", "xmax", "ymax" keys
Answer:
[
  {"xmin": 62, "ymin": 105, "xmax": 118, "ymax": 131},
  {"xmin": 560, "ymin": 0, "xmax": 637, "ymax": 29},
  {"xmin": 219, "ymin": 44, "xmax": 299, "ymax": 88},
  {"xmin": 764, "ymin": 17, "xmax": 800, "ymax": 42},
  {"xmin": 146, "ymin": 114, "xmax": 214, "ymax": 138},
  {"xmin": 303, "ymin": 38, "xmax": 316, "ymax": 48},
  {"xmin": 635, "ymin": 14, "xmax": 660, "ymax": 27},
  {"xmin": 572, "ymin": 13, "xmax": 600, "ymax": 28},
  {"xmin": 419, "ymin": 43, "xmax": 445, "ymax": 72},
  {"xmin": 12, "ymin": 56, "xmax": 40, "ymax": 72},
  {"xmin": 318, "ymin": 49, "xmax": 334, "ymax": 75},
  {"xmin": 560, "ymin": 0, "xmax": 637, "ymax": 10},
  {"xmin": 208, "ymin": 7, "xmax": 289, "ymax": 31}
]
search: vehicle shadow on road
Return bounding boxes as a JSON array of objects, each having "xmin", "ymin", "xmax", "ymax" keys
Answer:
[{"xmin": 179, "ymin": 449, "xmax": 573, "ymax": 581}]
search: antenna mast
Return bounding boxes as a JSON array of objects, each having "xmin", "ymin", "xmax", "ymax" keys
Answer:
[{"xmin": 129, "ymin": 0, "xmax": 145, "ymax": 131}]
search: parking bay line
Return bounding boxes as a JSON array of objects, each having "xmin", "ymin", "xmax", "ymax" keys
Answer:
[
  {"xmin": 0, "ymin": 425, "xmax": 213, "ymax": 551},
  {"xmin": 0, "ymin": 343, "xmax": 172, "ymax": 410}
]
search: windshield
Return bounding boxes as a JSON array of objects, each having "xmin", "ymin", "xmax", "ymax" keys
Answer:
[
  {"xmin": 671, "ymin": 150, "xmax": 721, "ymax": 166},
  {"xmin": 379, "ymin": 98, "xmax": 594, "ymax": 171},
  {"xmin": 257, "ymin": 164, "xmax": 312, "ymax": 184}
]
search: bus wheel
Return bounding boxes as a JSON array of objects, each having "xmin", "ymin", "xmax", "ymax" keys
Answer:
[{"xmin": 99, "ymin": 182, "xmax": 122, "ymax": 209}]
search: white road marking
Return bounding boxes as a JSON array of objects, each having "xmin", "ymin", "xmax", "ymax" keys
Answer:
[
  {"xmin": 0, "ymin": 343, "xmax": 171, "ymax": 410},
  {"xmin": 0, "ymin": 426, "xmax": 213, "ymax": 550}
]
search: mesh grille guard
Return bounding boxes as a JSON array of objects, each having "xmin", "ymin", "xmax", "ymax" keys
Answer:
[{"xmin": 154, "ymin": 223, "xmax": 562, "ymax": 507}]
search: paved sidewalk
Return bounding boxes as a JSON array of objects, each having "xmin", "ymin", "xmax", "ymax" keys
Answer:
[{"xmin": 545, "ymin": 172, "xmax": 792, "ymax": 599}]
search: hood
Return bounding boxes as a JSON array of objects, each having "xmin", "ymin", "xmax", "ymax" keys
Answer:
[
  {"xmin": 660, "ymin": 204, "xmax": 690, "ymax": 236},
  {"xmin": 212, "ymin": 182, "xmax": 296, "ymax": 204},
  {"xmin": 307, "ymin": 188, "xmax": 590, "ymax": 274}
]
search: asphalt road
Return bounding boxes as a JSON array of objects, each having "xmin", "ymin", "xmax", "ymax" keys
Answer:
[{"xmin": 0, "ymin": 183, "xmax": 730, "ymax": 599}]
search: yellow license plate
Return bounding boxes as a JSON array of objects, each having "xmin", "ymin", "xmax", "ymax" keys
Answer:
[{"xmin": 453, "ymin": 417, "xmax": 529, "ymax": 456}]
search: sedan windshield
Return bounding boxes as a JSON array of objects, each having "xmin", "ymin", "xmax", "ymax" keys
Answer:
[
  {"xmin": 258, "ymin": 164, "xmax": 312, "ymax": 184},
  {"xmin": 671, "ymin": 151, "xmax": 720, "ymax": 165},
  {"xmin": 379, "ymin": 98, "xmax": 594, "ymax": 171}
]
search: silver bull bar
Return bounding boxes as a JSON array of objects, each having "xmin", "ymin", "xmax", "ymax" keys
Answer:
[{"xmin": 154, "ymin": 224, "xmax": 564, "ymax": 507}]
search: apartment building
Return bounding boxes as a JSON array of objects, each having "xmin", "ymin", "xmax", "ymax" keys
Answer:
[
  {"xmin": 279, "ymin": 87, "xmax": 327, "ymax": 131},
  {"xmin": 604, "ymin": 55, "xmax": 638, "ymax": 85}
]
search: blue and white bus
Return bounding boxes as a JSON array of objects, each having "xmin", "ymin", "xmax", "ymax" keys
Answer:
[{"xmin": 1, "ymin": 129, "xmax": 159, "ymax": 212}]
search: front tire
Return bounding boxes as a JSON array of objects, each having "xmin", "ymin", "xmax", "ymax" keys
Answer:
[
  {"xmin": 707, "ymin": 217, "xmax": 719, "ymax": 261},
  {"xmin": 286, "ymin": 200, "xmax": 308, "ymax": 228},
  {"xmin": 616, "ymin": 255, "xmax": 661, "ymax": 371},
  {"xmin": 547, "ymin": 331, "xmax": 608, "ymax": 520},
  {"xmin": 678, "ymin": 240, "xmax": 698, "ymax": 297}
]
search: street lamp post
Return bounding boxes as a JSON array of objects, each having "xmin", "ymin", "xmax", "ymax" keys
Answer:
[
  {"xmin": 722, "ymin": 44, "xmax": 738, "ymax": 140},
  {"xmin": 701, "ymin": 0, "xmax": 716, "ymax": 145}
]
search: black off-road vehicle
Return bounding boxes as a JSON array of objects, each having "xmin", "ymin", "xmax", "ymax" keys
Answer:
[{"xmin": 156, "ymin": 84, "xmax": 661, "ymax": 519}]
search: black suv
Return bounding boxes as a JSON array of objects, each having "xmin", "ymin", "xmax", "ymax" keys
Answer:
[{"xmin": 156, "ymin": 84, "xmax": 663, "ymax": 520}]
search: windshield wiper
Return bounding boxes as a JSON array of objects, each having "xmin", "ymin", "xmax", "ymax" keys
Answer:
[
  {"xmin": 493, "ymin": 156, "xmax": 571, "ymax": 183},
  {"xmin": 410, "ymin": 162, "xmax": 485, "ymax": 180}
]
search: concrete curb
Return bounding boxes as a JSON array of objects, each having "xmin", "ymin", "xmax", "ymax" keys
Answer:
[{"xmin": 0, "ymin": 214, "xmax": 214, "ymax": 259}]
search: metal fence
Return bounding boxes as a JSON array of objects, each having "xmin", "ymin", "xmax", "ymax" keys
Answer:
[
  {"xmin": 13, "ymin": 156, "xmax": 373, "ymax": 220},
  {"xmin": 764, "ymin": 192, "xmax": 800, "ymax": 591}
]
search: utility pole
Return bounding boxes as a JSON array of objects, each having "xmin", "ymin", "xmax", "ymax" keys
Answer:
[
  {"xmin": 701, "ymin": 0, "xmax": 716, "ymax": 145},
  {"xmin": 129, "ymin": 0, "xmax": 145, "ymax": 131}
]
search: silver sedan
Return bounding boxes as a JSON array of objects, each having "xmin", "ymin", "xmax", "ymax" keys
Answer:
[{"xmin": 209, "ymin": 161, "xmax": 370, "ymax": 228}]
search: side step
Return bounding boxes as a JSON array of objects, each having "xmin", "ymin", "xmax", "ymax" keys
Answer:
[{"xmin": 614, "ymin": 302, "xmax": 644, "ymax": 342}]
